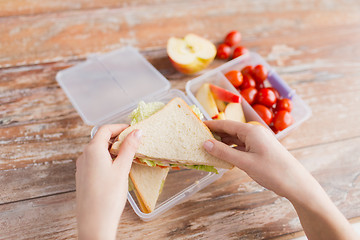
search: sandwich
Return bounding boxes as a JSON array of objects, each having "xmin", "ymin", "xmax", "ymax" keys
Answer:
[
  {"xmin": 129, "ymin": 163, "xmax": 169, "ymax": 213},
  {"xmin": 110, "ymin": 97, "xmax": 234, "ymax": 172}
]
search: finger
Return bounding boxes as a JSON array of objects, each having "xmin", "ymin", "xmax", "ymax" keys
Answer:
[
  {"xmin": 220, "ymin": 137, "xmax": 246, "ymax": 151},
  {"xmin": 205, "ymin": 120, "xmax": 251, "ymax": 143},
  {"xmin": 92, "ymin": 124, "xmax": 129, "ymax": 145},
  {"xmin": 113, "ymin": 129, "xmax": 142, "ymax": 173},
  {"xmin": 221, "ymin": 136, "xmax": 245, "ymax": 148},
  {"xmin": 203, "ymin": 139, "xmax": 252, "ymax": 171}
]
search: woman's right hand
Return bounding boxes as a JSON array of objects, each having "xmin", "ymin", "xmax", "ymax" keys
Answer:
[
  {"xmin": 203, "ymin": 120, "xmax": 359, "ymax": 240},
  {"xmin": 203, "ymin": 120, "xmax": 315, "ymax": 201}
]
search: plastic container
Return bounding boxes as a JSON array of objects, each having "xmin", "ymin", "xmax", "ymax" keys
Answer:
[
  {"xmin": 56, "ymin": 47, "xmax": 311, "ymax": 221},
  {"xmin": 186, "ymin": 52, "xmax": 312, "ymax": 139},
  {"xmin": 56, "ymin": 47, "xmax": 227, "ymax": 221}
]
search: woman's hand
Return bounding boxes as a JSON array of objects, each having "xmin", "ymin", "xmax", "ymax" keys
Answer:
[
  {"xmin": 76, "ymin": 124, "xmax": 142, "ymax": 240},
  {"xmin": 203, "ymin": 120, "xmax": 311, "ymax": 199},
  {"xmin": 203, "ymin": 120, "xmax": 358, "ymax": 240}
]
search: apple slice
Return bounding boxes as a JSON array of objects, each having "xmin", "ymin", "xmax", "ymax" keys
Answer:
[
  {"xmin": 167, "ymin": 34, "xmax": 217, "ymax": 74},
  {"xmin": 214, "ymin": 98, "xmax": 227, "ymax": 112},
  {"xmin": 224, "ymin": 103, "xmax": 246, "ymax": 123},
  {"xmin": 213, "ymin": 111, "xmax": 226, "ymax": 120},
  {"xmin": 195, "ymin": 83, "xmax": 219, "ymax": 118},
  {"xmin": 209, "ymin": 84, "xmax": 240, "ymax": 103},
  {"xmin": 247, "ymin": 121, "xmax": 264, "ymax": 127}
]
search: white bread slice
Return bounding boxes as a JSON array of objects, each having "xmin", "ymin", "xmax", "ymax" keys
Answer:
[
  {"xmin": 110, "ymin": 97, "xmax": 233, "ymax": 169},
  {"xmin": 130, "ymin": 163, "xmax": 169, "ymax": 213}
]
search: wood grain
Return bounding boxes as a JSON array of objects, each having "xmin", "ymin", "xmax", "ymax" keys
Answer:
[
  {"xmin": 1, "ymin": 137, "xmax": 359, "ymax": 239},
  {"xmin": 1, "ymin": 0, "xmax": 360, "ymax": 67},
  {"xmin": 0, "ymin": 0, "xmax": 174, "ymax": 17},
  {"xmin": 0, "ymin": 159, "xmax": 75, "ymax": 205},
  {"xmin": 1, "ymin": 0, "xmax": 360, "ymax": 239},
  {"xmin": 1, "ymin": 44, "xmax": 360, "ymax": 206}
]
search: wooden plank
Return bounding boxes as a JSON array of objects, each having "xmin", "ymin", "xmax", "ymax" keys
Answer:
[
  {"xmin": 0, "ymin": 160, "xmax": 75, "ymax": 204},
  {"xmin": 2, "ymin": 56, "xmax": 360, "ymax": 169},
  {"xmin": 0, "ymin": 137, "xmax": 359, "ymax": 239},
  {"xmin": 1, "ymin": 0, "xmax": 360, "ymax": 67},
  {"xmin": 0, "ymin": 0, "xmax": 176, "ymax": 17},
  {"xmin": 1, "ymin": 46, "xmax": 360, "ymax": 204}
]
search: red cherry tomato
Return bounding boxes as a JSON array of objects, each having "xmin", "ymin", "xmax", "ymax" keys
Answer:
[
  {"xmin": 256, "ymin": 88, "xmax": 277, "ymax": 107},
  {"xmin": 252, "ymin": 65, "xmax": 268, "ymax": 83},
  {"xmin": 256, "ymin": 82, "xmax": 265, "ymax": 90},
  {"xmin": 217, "ymin": 44, "xmax": 231, "ymax": 59},
  {"xmin": 232, "ymin": 46, "xmax": 248, "ymax": 59},
  {"xmin": 268, "ymin": 87, "xmax": 280, "ymax": 99},
  {"xmin": 273, "ymin": 110, "xmax": 294, "ymax": 131},
  {"xmin": 240, "ymin": 74, "xmax": 256, "ymax": 90},
  {"xmin": 241, "ymin": 65, "xmax": 253, "ymax": 77},
  {"xmin": 225, "ymin": 70, "xmax": 243, "ymax": 88},
  {"xmin": 270, "ymin": 126, "xmax": 279, "ymax": 134},
  {"xmin": 224, "ymin": 30, "xmax": 241, "ymax": 47},
  {"xmin": 252, "ymin": 104, "xmax": 273, "ymax": 125},
  {"xmin": 275, "ymin": 98, "xmax": 293, "ymax": 112},
  {"xmin": 240, "ymin": 87, "xmax": 257, "ymax": 105}
]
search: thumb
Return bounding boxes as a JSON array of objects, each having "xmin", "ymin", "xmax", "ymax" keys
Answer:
[
  {"xmin": 113, "ymin": 129, "xmax": 142, "ymax": 173},
  {"xmin": 203, "ymin": 139, "xmax": 251, "ymax": 170}
]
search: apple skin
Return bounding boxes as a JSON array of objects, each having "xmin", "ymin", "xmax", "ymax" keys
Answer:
[
  {"xmin": 213, "ymin": 112, "xmax": 226, "ymax": 120},
  {"xmin": 209, "ymin": 84, "xmax": 241, "ymax": 103}
]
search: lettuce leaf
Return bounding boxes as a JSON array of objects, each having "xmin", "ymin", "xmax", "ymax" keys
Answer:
[
  {"xmin": 138, "ymin": 158, "xmax": 157, "ymax": 167},
  {"xmin": 190, "ymin": 105, "xmax": 204, "ymax": 120},
  {"xmin": 185, "ymin": 165, "xmax": 218, "ymax": 174},
  {"xmin": 130, "ymin": 101, "xmax": 165, "ymax": 125}
]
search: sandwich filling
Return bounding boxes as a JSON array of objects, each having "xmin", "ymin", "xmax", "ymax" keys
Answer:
[{"xmin": 130, "ymin": 101, "xmax": 218, "ymax": 174}]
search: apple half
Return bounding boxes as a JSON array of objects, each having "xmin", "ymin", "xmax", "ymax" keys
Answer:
[{"xmin": 167, "ymin": 34, "xmax": 217, "ymax": 74}]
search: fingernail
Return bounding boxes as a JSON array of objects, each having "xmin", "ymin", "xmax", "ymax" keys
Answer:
[
  {"xmin": 203, "ymin": 140, "xmax": 214, "ymax": 151},
  {"xmin": 134, "ymin": 129, "xmax": 142, "ymax": 139}
]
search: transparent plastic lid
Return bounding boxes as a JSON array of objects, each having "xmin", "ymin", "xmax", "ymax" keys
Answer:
[{"xmin": 56, "ymin": 47, "xmax": 171, "ymax": 125}]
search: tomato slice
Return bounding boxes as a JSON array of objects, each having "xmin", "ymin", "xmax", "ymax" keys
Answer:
[{"xmin": 157, "ymin": 165, "xmax": 168, "ymax": 169}]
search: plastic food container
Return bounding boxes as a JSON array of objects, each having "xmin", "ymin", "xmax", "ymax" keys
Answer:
[
  {"xmin": 186, "ymin": 52, "xmax": 312, "ymax": 139},
  {"xmin": 56, "ymin": 47, "xmax": 311, "ymax": 221},
  {"xmin": 56, "ymin": 47, "xmax": 227, "ymax": 221}
]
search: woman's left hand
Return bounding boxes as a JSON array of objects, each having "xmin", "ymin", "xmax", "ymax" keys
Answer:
[{"xmin": 76, "ymin": 124, "xmax": 142, "ymax": 240}]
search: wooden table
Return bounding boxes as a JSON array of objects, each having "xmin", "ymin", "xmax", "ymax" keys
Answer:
[{"xmin": 1, "ymin": 0, "xmax": 360, "ymax": 239}]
